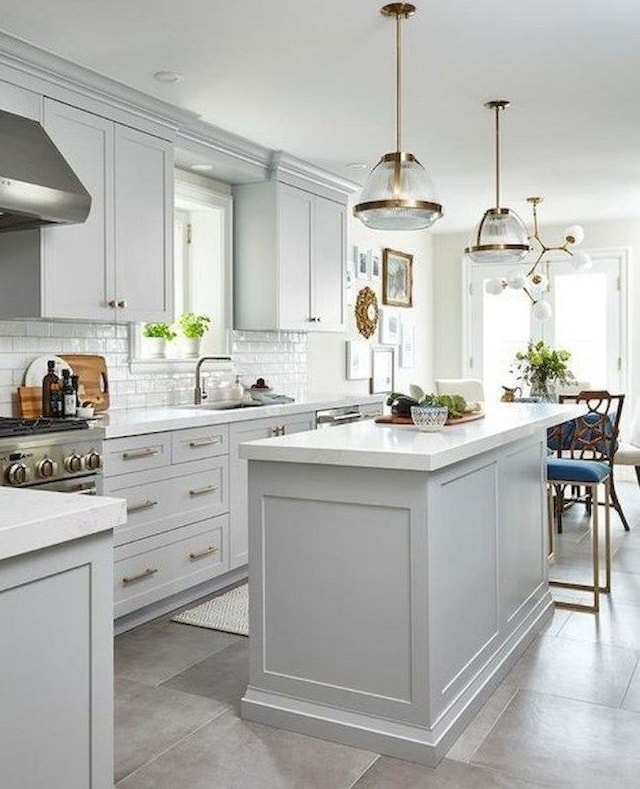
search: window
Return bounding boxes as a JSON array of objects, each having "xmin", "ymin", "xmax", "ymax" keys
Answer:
[
  {"xmin": 464, "ymin": 248, "xmax": 629, "ymax": 401},
  {"xmin": 133, "ymin": 172, "xmax": 232, "ymax": 363}
]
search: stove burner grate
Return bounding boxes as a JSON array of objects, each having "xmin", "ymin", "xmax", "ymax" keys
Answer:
[{"xmin": 0, "ymin": 417, "xmax": 90, "ymax": 438}]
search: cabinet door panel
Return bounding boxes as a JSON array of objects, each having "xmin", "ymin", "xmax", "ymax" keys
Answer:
[
  {"xmin": 312, "ymin": 196, "xmax": 345, "ymax": 331},
  {"xmin": 41, "ymin": 99, "xmax": 114, "ymax": 320},
  {"xmin": 278, "ymin": 184, "xmax": 312, "ymax": 330},
  {"xmin": 114, "ymin": 126, "xmax": 173, "ymax": 322}
]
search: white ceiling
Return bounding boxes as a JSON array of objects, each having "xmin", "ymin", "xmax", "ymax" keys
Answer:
[{"xmin": 2, "ymin": 0, "xmax": 640, "ymax": 233}]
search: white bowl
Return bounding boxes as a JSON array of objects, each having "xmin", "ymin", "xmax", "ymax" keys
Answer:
[{"xmin": 411, "ymin": 405, "xmax": 448, "ymax": 432}]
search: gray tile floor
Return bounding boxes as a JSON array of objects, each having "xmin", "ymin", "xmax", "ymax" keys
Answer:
[{"xmin": 115, "ymin": 480, "xmax": 640, "ymax": 788}]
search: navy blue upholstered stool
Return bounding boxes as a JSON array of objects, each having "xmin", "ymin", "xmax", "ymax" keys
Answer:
[{"xmin": 546, "ymin": 457, "xmax": 611, "ymax": 613}]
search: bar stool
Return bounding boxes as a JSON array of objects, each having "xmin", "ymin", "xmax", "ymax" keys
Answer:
[{"xmin": 546, "ymin": 457, "xmax": 611, "ymax": 613}]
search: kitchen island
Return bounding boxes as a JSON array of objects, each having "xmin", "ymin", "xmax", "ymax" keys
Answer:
[
  {"xmin": 239, "ymin": 403, "xmax": 583, "ymax": 766},
  {"xmin": 0, "ymin": 488, "xmax": 126, "ymax": 789}
]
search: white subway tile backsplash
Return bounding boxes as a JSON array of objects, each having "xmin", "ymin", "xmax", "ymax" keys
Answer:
[{"xmin": 0, "ymin": 320, "xmax": 308, "ymax": 415}]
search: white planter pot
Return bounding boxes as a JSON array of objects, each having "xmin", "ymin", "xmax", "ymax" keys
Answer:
[
  {"xmin": 142, "ymin": 336, "xmax": 167, "ymax": 359},
  {"xmin": 179, "ymin": 337, "xmax": 202, "ymax": 358}
]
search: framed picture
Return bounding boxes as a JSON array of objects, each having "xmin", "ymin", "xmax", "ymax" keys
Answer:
[
  {"xmin": 355, "ymin": 246, "xmax": 370, "ymax": 279},
  {"xmin": 370, "ymin": 346, "xmax": 395, "ymax": 394},
  {"xmin": 379, "ymin": 307, "xmax": 401, "ymax": 345},
  {"xmin": 382, "ymin": 248, "xmax": 413, "ymax": 307},
  {"xmin": 399, "ymin": 313, "xmax": 415, "ymax": 368},
  {"xmin": 369, "ymin": 249, "xmax": 382, "ymax": 280},
  {"xmin": 346, "ymin": 339, "xmax": 372, "ymax": 380}
]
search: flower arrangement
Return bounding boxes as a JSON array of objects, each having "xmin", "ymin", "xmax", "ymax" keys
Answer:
[{"xmin": 512, "ymin": 340, "xmax": 574, "ymax": 396}]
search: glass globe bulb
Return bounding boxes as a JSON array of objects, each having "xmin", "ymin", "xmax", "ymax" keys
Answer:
[
  {"xmin": 485, "ymin": 277, "xmax": 505, "ymax": 295},
  {"xmin": 570, "ymin": 250, "xmax": 592, "ymax": 270},
  {"xmin": 532, "ymin": 300, "xmax": 553, "ymax": 322},
  {"xmin": 564, "ymin": 225, "xmax": 585, "ymax": 246},
  {"xmin": 353, "ymin": 152, "xmax": 442, "ymax": 230},
  {"xmin": 506, "ymin": 271, "xmax": 526, "ymax": 290},
  {"xmin": 465, "ymin": 208, "xmax": 530, "ymax": 265}
]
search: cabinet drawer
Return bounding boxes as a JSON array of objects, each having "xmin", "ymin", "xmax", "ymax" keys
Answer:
[
  {"xmin": 114, "ymin": 515, "xmax": 228, "ymax": 617},
  {"xmin": 172, "ymin": 424, "xmax": 229, "ymax": 464},
  {"xmin": 105, "ymin": 457, "xmax": 228, "ymax": 546},
  {"xmin": 103, "ymin": 432, "xmax": 171, "ymax": 477}
]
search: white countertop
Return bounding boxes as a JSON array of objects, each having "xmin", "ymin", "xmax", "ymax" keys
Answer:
[
  {"xmin": 0, "ymin": 488, "xmax": 126, "ymax": 561},
  {"xmin": 239, "ymin": 402, "xmax": 586, "ymax": 472},
  {"xmin": 100, "ymin": 393, "xmax": 383, "ymax": 438}
]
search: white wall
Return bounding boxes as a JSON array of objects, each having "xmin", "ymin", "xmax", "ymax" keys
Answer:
[
  {"xmin": 432, "ymin": 216, "xmax": 640, "ymax": 407},
  {"xmin": 307, "ymin": 198, "xmax": 435, "ymax": 397}
]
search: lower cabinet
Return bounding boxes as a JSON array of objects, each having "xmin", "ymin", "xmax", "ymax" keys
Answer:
[
  {"xmin": 229, "ymin": 412, "xmax": 315, "ymax": 569},
  {"xmin": 0, "ymin": 531, "xmax": 113, "ymax": 789},
  {"xmin": 105, "ymin": 410, "xmax": 317, "ymax": 618}
]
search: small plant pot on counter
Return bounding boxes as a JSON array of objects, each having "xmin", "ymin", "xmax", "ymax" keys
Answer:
[
  {"xmin": 142, "ymin": 336, "xmax": 168, "ymax": 359},
  {"xmin": 178, "ymin": 337, "xmax": 202, "ymax": 359}
]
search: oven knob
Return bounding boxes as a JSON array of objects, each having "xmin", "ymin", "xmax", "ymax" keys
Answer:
[
  {"xmin": 36, "ymin": 457, "xmax": 58, "ymax": 479},
  {"xmin": 7, "ymin": 462, "xmax": 31, "ymax": 486},
  {"xmin": 84, "ymin": 451, "xmax": 102, "ymax": 471},
  {"xmin": 64, "ymin": 453, "xmax": 84, "ymax": 473}
]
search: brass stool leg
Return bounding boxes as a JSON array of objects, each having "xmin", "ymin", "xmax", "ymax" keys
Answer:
[
  {"xmin": 549, "ymin": 476, "xmax": 611, "ymax": 613},
  {"xmin": 547, "ymin": 484, "xmax": 555, "ymax": 560}
]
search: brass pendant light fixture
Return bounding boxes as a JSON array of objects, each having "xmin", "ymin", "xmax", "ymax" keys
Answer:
[
  {"xmin": 353, "ymin": 3, "xmax": 443, "ymax": 231},
  {"xmin": 465, "ymin": 100, "xmax": 530, "ymax": 264}
]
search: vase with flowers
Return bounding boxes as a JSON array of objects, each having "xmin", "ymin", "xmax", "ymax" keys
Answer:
[{"xmin": 512, "ymin": 340, "xmax": 574, "ymax": 401}]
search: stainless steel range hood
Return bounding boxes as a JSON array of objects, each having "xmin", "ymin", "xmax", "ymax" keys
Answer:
[{"xmin": 0, "ymin": 109, "xmax": 91, "ymax": 232}]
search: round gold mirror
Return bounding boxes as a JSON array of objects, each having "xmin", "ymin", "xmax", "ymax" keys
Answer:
[{"xmin": 355, "ymin": 286, "xmax": 379, "ymax": 339}]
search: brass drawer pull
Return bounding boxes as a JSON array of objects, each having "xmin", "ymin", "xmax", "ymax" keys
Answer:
[
  {"xmin": 67, "ymin": 482, "xmax": 96, "ymax": 494},
  {"xmin": 122, "ymin": 567, "xmax": 158, "ymax": 585},
  {"xmin": 189, "ymin": 484, "xmax": 218, "ymax": 497},
  {"xmin": 189, "ymin": 545, "xmax": 218, "ymax": 561},
  {"xmin": 126, "ymin": 499, "xmax": 158, "ymax": 514},
  {"xmin": 122, "ymin": 447, "xmax": 160, "ymax": 460},
  {"xmin": 189, "ymin": 437, "xmax": 222, "ymax": 448}
]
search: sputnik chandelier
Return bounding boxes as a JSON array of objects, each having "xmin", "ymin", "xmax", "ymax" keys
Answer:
[{"xmin": 484, "ymin": 196, "xmax": 592, "ymax": 322}]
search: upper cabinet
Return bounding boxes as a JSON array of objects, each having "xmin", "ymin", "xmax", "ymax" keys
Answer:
[
  {"xmin": 234, "ymin": 180, "xmax": 346, "ymax": 333},
  {"xmin": 0, "ymin": 98, "xmax": 173, "ymax": 322}
]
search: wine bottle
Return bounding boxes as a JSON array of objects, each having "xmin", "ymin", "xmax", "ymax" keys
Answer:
[
  {"xmin": 41, "ymin": 360, "xmax": 58, "ymax": 418},
  {"xmin": 62, "ymin": 368, "xmax": 77, "ymax": 418}
]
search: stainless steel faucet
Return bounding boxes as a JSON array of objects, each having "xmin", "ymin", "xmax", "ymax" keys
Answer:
[{"xmin": 194, "ymin": 356, "xmax": 232, "ymax": 404}]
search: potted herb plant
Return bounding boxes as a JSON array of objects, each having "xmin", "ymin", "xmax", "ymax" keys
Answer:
[
  {"xmin": 512, "ymin": 340, "xmax": 574, "ymax": 400},
  {"xmin": 142, "ymin": 322, "xmax": 176, "ymax": 359},
  {"xmin": 177, "ymin": 312, "xmax": 211, "ymax": 358}
]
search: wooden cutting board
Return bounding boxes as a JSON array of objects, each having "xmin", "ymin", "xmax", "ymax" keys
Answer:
[
  {"xmin": 375, "ymin": 412, "xmax": 485, "ymax": 426},
  {"xmin": 60, "ymin": 354, "xmax": 109, "ymax": 411}
]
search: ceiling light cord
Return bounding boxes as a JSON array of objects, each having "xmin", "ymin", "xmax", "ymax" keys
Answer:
[
  {"xmin": 396, "ymin": 10, "xmax": 402, "ymax": 153},
  {"xmin": 494, "ymin": 103, "xmax": 501, "ymax": 211}
]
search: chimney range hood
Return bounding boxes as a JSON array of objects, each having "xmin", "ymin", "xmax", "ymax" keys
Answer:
[{"xmin": 0, "ymin": 108, "xmax": 91, "ymax": 232}]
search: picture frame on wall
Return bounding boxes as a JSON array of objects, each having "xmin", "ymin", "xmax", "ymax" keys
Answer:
[
  {"xmin": 379, "ymin": 307, "xmax": 401, "ymax": 345},
  {"xmin": 370, "ymin": 346, "xmax": 395, "ymax": 394},
  {"xmin": 382, "ymin": 248, "xmax": 413, "ymax": 307},
  {"xmin": 346, "ymin": 339, "xmax": 372, "ymax": 380},
  {"xmin": 355, "ymin": 246, "xmax": 370, "ymax": 279},
  {"xmin": 369, "ymin": 249, "xmax": 382, "ymax": 280}
]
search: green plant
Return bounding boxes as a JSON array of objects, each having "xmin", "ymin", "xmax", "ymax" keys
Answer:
[
  {"xmin": 512, "ymin": 340, "xmax": 574, "ymax": 392},
  {"xmin": 177, "ymin": 312, "xmax": 211, "ymax": 339},
  {"xmin": 419, "ymin": 392, "xmax": 467, "ymax": 419},
  {"xmin": 142, "ymin": 322, "xmax": 176, "ymax": 340}
]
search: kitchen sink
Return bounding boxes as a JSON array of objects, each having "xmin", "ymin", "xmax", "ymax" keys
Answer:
[{"xmin": 180, "ymin": 401, "xmax": 265, "ymax": 410}]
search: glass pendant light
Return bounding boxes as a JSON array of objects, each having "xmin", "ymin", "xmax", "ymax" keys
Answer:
[
  {"xmin": 353, "ymin": 3, "xmax": 442, "ymax": 231},
  {"xmin": 465, "ymin": 101, "xmax": 530, "ymax": 264}
]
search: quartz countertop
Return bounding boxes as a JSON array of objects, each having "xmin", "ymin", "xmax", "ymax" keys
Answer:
[
  {"xmin": 100, "ymin": 393, "xmax": 383, "ymax": 439},
  {"xmin": 0, "ymin": 488, "xmax": 126, "ymax": 561},
  {"xmin": 239, "ymin": 402, "xmax": 586, "ymax": 472}
]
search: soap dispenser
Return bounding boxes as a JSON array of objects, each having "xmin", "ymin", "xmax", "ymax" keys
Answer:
[{"xmin": 230, "ymin": 375, "xmax": 244, "ymax": 402}]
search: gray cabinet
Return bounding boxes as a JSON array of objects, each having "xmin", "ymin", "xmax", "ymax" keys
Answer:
[
  {"xmin": 229, "ymin": 411, "xmax": 315, "ymax": 568},
  {"xmin": 234, "ymin": 181, "xmax": 346, "ymax": 332},
  {"xmin": 0, "ymin": 531, "xmax": 113, "ymax": 789},
  {"xmin": 0, "ymin": 98, "xmax": 173, "ymax": 322}
]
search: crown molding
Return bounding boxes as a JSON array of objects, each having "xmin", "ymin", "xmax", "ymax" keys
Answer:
[
  {"xmin": 270, "ymin": 152, "xmax": 360, "ymax": 198},
  {"xmin": 0, "ymin": 31, "xmax": 199, "ymax": 132},
  {"xmin": 177, "ymin": 119, "xmax": 271, "ymax": 177}
]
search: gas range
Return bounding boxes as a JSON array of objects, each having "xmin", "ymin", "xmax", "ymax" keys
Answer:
[{"xmin": 0, "ymin": 417, "xmax": 104, "ymax": 493}]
